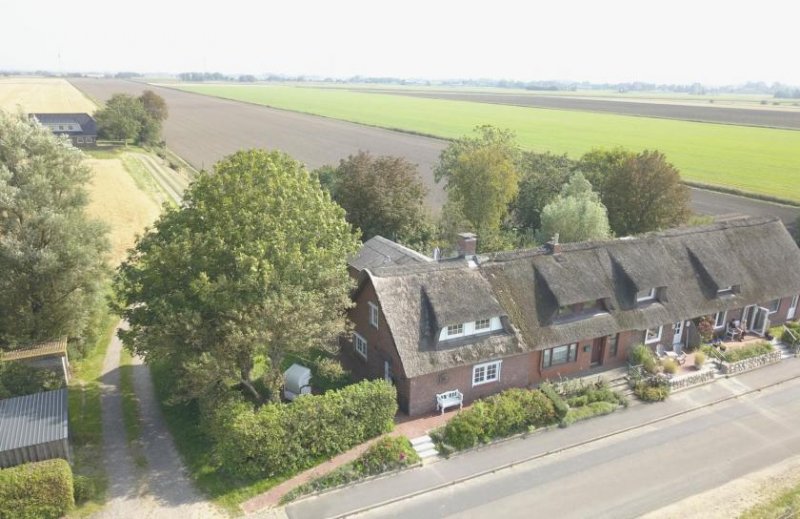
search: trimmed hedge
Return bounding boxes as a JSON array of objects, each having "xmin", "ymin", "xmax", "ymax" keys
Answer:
[
  {"xmin": 539, "ymin": 382, "xmax": 568, "ymax": 421},
  {"xmin": 0, "ymin": 459, "xmax": 74, "ymax": 519},
  {"xmin": 209, "ymin": 379, "xmax": 397, "ymax": 478},
  {"xmin": 440, "ymin": 388, "xmax": 557, "ymax": 450},
  {"xmin": 281, "ymin": 436, "xmax": 420, "ymax": 503}
]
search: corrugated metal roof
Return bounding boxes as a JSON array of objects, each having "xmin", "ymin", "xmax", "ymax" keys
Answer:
[{"xmin": 0, "ymin": 389, "xmax": 68, "ymax": 452}]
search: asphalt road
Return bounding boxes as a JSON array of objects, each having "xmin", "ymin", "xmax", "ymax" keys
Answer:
[
  {"xmin": 287, "ymin": 360, "xmax": 800, "ymax": 519},
  {"xmin": 70, "ymin": 79, "xmax": 798, "ymax": 224},
  {"xmin": 358, "ymin": 88, "xmax": 800, "ymax": 130}
]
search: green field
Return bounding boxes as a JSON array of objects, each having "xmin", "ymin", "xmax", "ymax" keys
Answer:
[{"xmin": 173, "ymin": 84, "xmax": 800, "ymax": 202}]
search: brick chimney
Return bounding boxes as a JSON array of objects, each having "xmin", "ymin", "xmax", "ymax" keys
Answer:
[
  {"xmin": 456, "ymin": 232, "xmax": 477, "ymax": 257},
  {"xmin": 546, "ymin": 233, "xmax": 562, "ymax": 255}
]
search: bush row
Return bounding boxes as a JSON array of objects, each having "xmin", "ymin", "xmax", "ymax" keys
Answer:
[
  {"xmin": 208, "ymin": 379, "xmax": 397, "ymax": 478},
  {"xmin": 0, "ymin": 459, "xmax": 74, "ymax": 519},
  {"xmin": 439, "ymin": 388, "xmax": 557, "ymax": 450},
  {"xmin": 281, "ymin": 436, "xmax": 420, "ymax": 503}
]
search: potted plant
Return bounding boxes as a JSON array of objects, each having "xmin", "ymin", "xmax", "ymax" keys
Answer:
[{"xmin": 694, "ymin": 351, "xmax": 706, "ymax": 370}]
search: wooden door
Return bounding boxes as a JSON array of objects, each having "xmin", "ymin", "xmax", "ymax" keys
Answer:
[{"xmin": 591, "ymin": 338, "xmax": 605, "ymax": 366}]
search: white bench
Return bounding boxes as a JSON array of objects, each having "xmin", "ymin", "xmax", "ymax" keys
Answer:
[{"xmin": 436, "ymin": 389, "xmax": 464, "ymax": 414}]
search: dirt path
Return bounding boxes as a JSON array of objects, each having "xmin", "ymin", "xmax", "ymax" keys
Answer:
[{"xmin": 93, "ymin": 323, "xmax": 224, "ymax": 518}]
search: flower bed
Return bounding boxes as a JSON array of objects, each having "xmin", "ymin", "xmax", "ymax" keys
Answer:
[{"xmin": 720, "ymin": 349, "xmax": 782, "ymax": 375}]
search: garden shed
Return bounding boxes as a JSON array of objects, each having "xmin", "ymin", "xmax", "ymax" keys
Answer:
[
  {"xmin": 0, "ymin": 389, "xmax": 69, "ymax": 468},
  {"xmin": 283, "ymin": 364, "xmax": 312, "ymax": 401}
]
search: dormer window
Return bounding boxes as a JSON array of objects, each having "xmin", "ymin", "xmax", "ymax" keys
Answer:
[
  {"xmin": 636, "ymin": 288, "xmax": 656, "ymax": 303},
  {"xmin": 446, "ymin": 323, "xmax": 464, "ymax": 337},
  {"xmin": 556, "ymin": 300, "xmax": 606, "ymax": 321},
  {"xmin": 440, "ymin": 317, "xmax": 502, "ymax": 341}
]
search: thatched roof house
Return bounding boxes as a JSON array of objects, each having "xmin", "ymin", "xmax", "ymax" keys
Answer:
[{"xmin": 342, "ymin": 217, "xmax": 800, "ymax": 416}]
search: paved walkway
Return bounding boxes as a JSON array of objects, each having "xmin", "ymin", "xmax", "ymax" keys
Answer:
[
  {"xmin": 93, "ymin": 323, "xmax": 223, "ymax": 518},
  {"xmin": 285, "ymin": 356, "xmax": 800, "ymax": 519}
]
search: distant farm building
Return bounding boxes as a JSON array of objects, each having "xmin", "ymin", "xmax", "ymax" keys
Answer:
[
  {"xmin": 0, "ymin": 389, "xmax": 69, "ymax": 468},
  {"xmin": 30, "ymin": 112, "xmax": 97, "ymax": 147}
]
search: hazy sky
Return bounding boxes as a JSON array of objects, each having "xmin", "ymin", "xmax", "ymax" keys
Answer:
[{"xmin": 3, "ymin": 0, "xmax": 798, "ymax": 85}]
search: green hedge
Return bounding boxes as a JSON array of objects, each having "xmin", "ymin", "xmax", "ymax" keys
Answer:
[
  {"xmin": 539, "ymin": 382, "xmax": 569, "ymax": 421},
  {"xmin": 440, "ymin": 388, "xmax": 557, "ymax": 450},
  {"xmin": 634, "ymin": 377, "xmax": 670, "ymax": 402},
  {"xmin": 0, "ymin": 459, "xmax": 74, "ymax": 519},
  {"xmin": 281, "ymin": 436, "xmax": 420, "ymax": 503},
  {"xmin": 562, "ymin": 401, "xmax": 617, "ymax": 427},
  {"xmin": 209, "ymin": 379, "xmax": 397, "ymax": 478}
]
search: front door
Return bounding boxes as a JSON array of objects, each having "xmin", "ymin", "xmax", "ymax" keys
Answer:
[
  {"xmin": 591, "ymin": 338, "xmax": 604, "ymax": 366},
  {"xmin": 753, "ymin": 306, "xmax": 770, "ymax": 336},
  {"xmin": 788, "ymin": 295, "xmax": 799, "ymax": 321},
  {"xmin": 672, "ymin": 321, "xmax": 684, "ymax": 349}
]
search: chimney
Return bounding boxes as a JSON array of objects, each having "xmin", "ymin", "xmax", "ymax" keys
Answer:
[
  {"xmin": 547, "ymin": 233, "xmax": 562, "ymax": 255},
  {"xmin": 456, "ymin": 232, "xmax": 477, "ymax": 257}
]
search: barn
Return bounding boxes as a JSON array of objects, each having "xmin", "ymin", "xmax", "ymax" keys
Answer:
[
  {"xmin": 0, "ymin": 389, "xmax": 69, "ymax": 468},
  {"xmin": 30, "ymin": 112, "xmax": 98, "ymax": 147}
]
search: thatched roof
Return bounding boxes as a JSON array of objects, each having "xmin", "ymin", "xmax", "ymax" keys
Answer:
[
  {"xmin": 365, "ymin": 260, "xmax": 519, "ymax": 378},
  {"xmin": 483, "ymin": 216, "xmax": 800, "ymax": 353},
  {"xmin": 348, "ymin": 236, "xmax": 432, "ymax": 272},
  {"xmin": 360, "ymin": 217, "xmax": 800, "ymax": 377}
]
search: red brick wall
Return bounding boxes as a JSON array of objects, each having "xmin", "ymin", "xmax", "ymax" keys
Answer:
[
  {"xmin": 407, "ymin": 351, "xmax": 534, "ymax": 416},
  {"xmin": 339, "ymin": 280, "xmax": 412, "ymax": 412}
]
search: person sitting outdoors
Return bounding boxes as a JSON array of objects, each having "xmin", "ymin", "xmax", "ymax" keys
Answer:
[{"xmin": 729, "ymin": 319, "xmax": 745, "ymax": 341}]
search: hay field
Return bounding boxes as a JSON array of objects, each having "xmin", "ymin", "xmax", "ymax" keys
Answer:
[
  {"xmin": 0, "ymin": 77, "xmax": 96, "ymax": 113},
  {"xmin": 176, "ymin": 84, "xmax": 800, "ymax": 203},
  {"xmin": 84, "ymin": 158, "xmax": 161, "ymax": 265}
]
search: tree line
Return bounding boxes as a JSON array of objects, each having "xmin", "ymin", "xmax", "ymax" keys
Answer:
[{"xmin": 94, "ymin": 90, "xmax": 168, "ymax": 146}]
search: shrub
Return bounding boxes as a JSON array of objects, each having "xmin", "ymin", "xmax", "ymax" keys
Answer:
[
  {"xmin": 0, "ymin": 459, "xmax": 74, "ymax": 519},
  {"xmin": 634, "ymin": 377, "xmax": 670, "ymax": 402},
  {"xmin": 661, "ymin": 358, "xmax": 678, "ymax": 374},
  {"xmin": 440, "ymin": 388, "xmax": 556, "ymax": 450},
  {"xmin": 0, "ymin": 363, "xmax": 64, "ymax": 398},
  {"xmin": 629, "ymin": 344, "xmax": 659, "ymax": 374},
  {"xmin": 540, "ymin": 381, "xmax": 568, "ymax": 421},
  {"xmin": 209, "ymin": 379, "xmax": 397, "ymax": 478},
  {"xmin": 562, "ymin": 401, "xmax": 616, "ymax": 426},
  {"xmin": 313, "ymin": 357, "xmax": 351, "ymax": 392},
  {"xmin": 72, "ymin": 475, "xmax": 96, "ymax": 504},
  {"xmin": 282, "ymin": 436, "xmax": 419, "ymax": 503},
  {"xmin": 694, "ymin": 351, "xmax": 706, "ymax": 368},
  {"xmin": 567, "ymin": 395, "xmax": 588, "ymax": 407},
  {"xmin": 722, "ymin": 342, "xmax": 773, "ymax": 363}
]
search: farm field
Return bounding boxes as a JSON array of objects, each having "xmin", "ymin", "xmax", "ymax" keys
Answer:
[
  {"xmin": 0, "ymin": 77, "xmax": 96, "ymax": 113},
  {"xmin": 83, "ymin": 155, "xmax": 162, "ymax": 265},
  {"xmin": 353, "ymin": 88, "xmax": 800, "ymax": 129},
  {"xmin": 173, "ymin": 84, "xmax": 800, "ymax": 203}
]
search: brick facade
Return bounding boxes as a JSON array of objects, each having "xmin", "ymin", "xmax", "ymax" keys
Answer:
[{"xmin": 341, "ymin": 277, "xmax": 800, "ymax": 417}]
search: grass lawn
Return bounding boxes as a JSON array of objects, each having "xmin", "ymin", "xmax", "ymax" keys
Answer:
[
  {"xmin": 741, "ymin": 480, "xmax": 800, "ymax": 518},
  {"xmin": 175, "ymin": 84, "xmax": 800, "ymax": 202},
  {"xmin": 67, "ymin": 312, "xmax": 117, "ymax": 517}
]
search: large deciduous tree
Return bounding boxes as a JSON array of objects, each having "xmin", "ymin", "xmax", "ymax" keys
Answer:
[
  {"xmin": 113, "ymin": 149, "xmax": 360, "ymax": 403},
  {"xmin": 434, "ymin": 125, "xmax": 520, "ymax": 233},
  {"xmin": 95, "ymin": 91, "xmax": 168, "ymax": 146},
  {"xmin": 0, "ymin": 111, "xmax": 109, "ymax": 347},
  {"xmin": 322, "ymin": 151, "xmax": 431, "ymax": 249},
  {"xmin": 584, "ymin": 149, "xmax": 691, "ymax": 236},
  {"xmin": 513, "ymin": 151, "xmax": 576, "ymax": 232},
  {"xmin": 539, "ymin": 172, "xmax": 611, "ymax": 243}
]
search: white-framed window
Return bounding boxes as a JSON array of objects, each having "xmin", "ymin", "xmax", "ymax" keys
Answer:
[
  {"xmin": 446, "ymin": 323, "xmax": 464, "ymax": 337},
  {"xmin": 475, "ymin": 318, "xmax": 490, "ymax": 331},
  {"xmin": 644, "ymin": 326, "xmax": 663, "ymax": 344},
  {"xmin": 542, "ymin": 343, "xmax": 578, "ymax": 368},
  {"xmin": 472, "ymin": 360, "xmax": 501, "ymax": 386},
  {"xmin": 368, "ymin": 302, "xmax": 379, "ymax": 328},
  {"xmin": 636, "ymin": 288, "xmax": 656, "ymax": 303},
  {"xmin": 714, "ymin": 311, "xmax": 727, "ymax": 329},
  {"xmin": 353, "ymin": 332, "xmax": 367, "ymax": 359},
  {"xmin": 717, "ymin": 286, "xmax": 734, "ymax": 296},
  {"xmin": 768, "ymin": 299, "xmax": 781, "ymax": 314}
]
